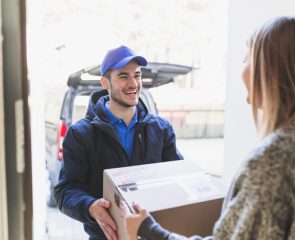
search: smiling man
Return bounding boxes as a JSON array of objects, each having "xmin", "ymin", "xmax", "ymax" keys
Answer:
[{"xmin": 54, "ymin": 45, "xmax": 183, "ymax": 240}]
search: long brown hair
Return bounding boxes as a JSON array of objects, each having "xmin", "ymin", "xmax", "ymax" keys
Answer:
[{"xmin": 249, "ymin": 16, "xmax": 295, "ymax": 137}]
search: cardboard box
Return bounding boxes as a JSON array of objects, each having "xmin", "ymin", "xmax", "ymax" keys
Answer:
[{"xmin": 103, "ymin": 160, "xmax": 226, "ymax": 240}]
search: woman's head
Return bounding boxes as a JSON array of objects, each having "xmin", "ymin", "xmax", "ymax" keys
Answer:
[{"xmin": 245, "ymin": 16, "xmax": 295, "ymax": 137}]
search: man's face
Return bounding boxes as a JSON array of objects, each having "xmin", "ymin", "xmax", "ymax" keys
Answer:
[{"xmin": 107, "ymin": 61, "xmax": 142, "ymax": 108}]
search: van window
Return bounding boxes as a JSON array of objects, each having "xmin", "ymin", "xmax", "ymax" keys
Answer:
[{"xmin": 72, "ymin": 95, "xmax": 90, "ymax": 124}]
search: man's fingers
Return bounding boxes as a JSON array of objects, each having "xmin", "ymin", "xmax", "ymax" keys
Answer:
[
  {"xmin": 102, "ymin": 227, "xmax": 112, "ymax": 240},
  {"xmin": 106, "ymin": 216, "xmax": 117, "ymax": 231},
  {"xmin": 89, "ymin": 198, "xmax": 118, "ymax": 239},
  {"xmin": 102, "ymin": 223, "xmax": 118, "ymax": 240},
  {"xmin": 98, "ymin": 198, "xmax": 111, "ymax": 208},
  {"xmin": 102, "ymin": 228, "xmax": 113, "ymax": 240},
  {"xmin": 100, "ymin": 210, "xmax": 117, "ymax": 231},
  {"xmin": 96, "ymin": 203, "xmax": 117, "ymax": 231}
]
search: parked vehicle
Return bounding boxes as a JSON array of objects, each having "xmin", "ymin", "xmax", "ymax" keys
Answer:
[{"xmin": 45, "ymin": 62, "xmax": 193, "ymax": 207}]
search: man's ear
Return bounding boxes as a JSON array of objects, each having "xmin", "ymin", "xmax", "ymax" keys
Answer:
[{"xmin": 100, "ymin": 76, "xmax": 110, "ymax": 90}]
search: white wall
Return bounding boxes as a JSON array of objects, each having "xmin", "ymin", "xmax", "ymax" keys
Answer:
[
  {"xmin": 26, "ymin": 0, "xmax": 48, "ymax": 238},
  {"xmin": 30, "ymin": 70, "xmax": 47, "ymax": 240},
  {"xmin": 223, "ymin": 0, "xmax": 295, "ymax": 184}
]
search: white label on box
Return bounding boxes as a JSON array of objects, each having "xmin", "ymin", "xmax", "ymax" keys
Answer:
[{"xmin": 178, "ymin": 174, "xmax": 223, "ymax": 201}]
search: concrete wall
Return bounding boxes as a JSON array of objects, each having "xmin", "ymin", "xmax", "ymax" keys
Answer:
[{"xmin": 223, "ymin": 0, "xmax": 295, "ymax": 184}]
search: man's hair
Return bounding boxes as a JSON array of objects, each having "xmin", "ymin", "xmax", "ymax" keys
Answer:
[
  {"xmin": 249, "ymin": 16, "xmax": 295, "ymax": 137},
  {"xmin": 104, "ymin": 70, "xmax": 112, "ymax": 81}
]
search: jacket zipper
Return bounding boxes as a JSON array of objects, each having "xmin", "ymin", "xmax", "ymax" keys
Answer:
[
  {"xmin": 130, "ymin": 123, "xmax": 146, "ymax": 164},
  {"xmin": 138, "ymin": 133, "xmax": 142, "ymax": 144}
]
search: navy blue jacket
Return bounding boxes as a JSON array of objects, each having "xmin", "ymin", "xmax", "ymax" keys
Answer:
[{"xmin": 54, "ymin": 89, "xmax": 183, "ymax": 240}]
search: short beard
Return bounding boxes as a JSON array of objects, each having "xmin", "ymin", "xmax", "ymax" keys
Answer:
[
  {"xmin": 107, "ymin": 75, "xmax": 141, "ymax": 108},
  {"xmin": 110, "ymin": 91, "xmax": 139, "ymax": 108}
]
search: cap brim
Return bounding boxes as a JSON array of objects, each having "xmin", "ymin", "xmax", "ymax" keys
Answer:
[{"xmin": 110, "ymin": 56, "xmax": 147, "ymax": 70}]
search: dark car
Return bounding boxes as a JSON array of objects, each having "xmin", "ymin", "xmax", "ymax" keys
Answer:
[{"xmin": 45, "ymin": 62, "xmax": 193, "ymax": 206}]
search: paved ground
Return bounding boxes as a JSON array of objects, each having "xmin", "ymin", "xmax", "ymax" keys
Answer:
[
  {"xmin": 46, "ymin": 207, "xmax": 88, "ymax": 240},
  {"xmin": 46, "ymin": 138, "xmax": 224, "ymax": 239}
]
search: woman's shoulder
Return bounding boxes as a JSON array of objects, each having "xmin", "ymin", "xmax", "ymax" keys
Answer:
[
  {"xmin": 240, "ymin": 122, "xmax": 295, "ymax": 196},
  {"xmin": 251, "ymin": 120, "xmax": 295, "ymax": 170}
]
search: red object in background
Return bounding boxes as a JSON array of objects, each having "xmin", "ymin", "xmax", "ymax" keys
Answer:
[{"xmin": 57, "ymin": 120, "xmax": 67, "ymax": 161}]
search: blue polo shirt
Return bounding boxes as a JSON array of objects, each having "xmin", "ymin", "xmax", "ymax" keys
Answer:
[{"xmin": 104, "ymin": 102, "xmax": 138, "ymax": 160}]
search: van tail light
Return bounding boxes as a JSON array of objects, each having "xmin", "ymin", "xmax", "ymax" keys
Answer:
[{"xmin": 57, "ymin": 120, "xmax": 67, "ymax": 161}]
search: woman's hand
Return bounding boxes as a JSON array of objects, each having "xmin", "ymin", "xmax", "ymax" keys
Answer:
[{"xmin": 120, "ymin": 201, "xmax": 149, "ymax": 240}]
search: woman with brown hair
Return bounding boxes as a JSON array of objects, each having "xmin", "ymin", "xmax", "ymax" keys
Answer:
[{"xmin": 120, "ymin": 16, "xmax": 295, "ymax": 240}]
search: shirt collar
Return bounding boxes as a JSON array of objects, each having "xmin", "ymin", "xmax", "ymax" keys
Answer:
[
  {"xmin": 104, "ymin": 101, "xmax": 138, "ymax": 127},
  {"xmin": 104, "ymin": 101, "xmax": 119, "ymax": 124}
]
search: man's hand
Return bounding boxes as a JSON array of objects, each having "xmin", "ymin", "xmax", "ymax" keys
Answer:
[
  {"xmin": 88, "ymin": 198, "xmax": 118, "ymax": 240},
  {"xmin": 120, "ymin": 201, "xmax": 149, "ymax": 240}
]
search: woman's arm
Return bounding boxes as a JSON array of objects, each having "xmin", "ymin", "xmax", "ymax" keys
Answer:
[{"xmin": 120, "ymin": 202, "xmax": 206, "ymax": 240}]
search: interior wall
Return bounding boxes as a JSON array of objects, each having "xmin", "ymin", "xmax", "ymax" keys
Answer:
[
  {"xmin": 0, "ymin": 0, "xmax": 9, "ymax": 238},
  {"xmin": 223, "ymin": 0, "xmax": 295, "ymax": 184}
]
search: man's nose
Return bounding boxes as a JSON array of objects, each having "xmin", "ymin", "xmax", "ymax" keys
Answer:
[{"xmin": 127, "ymin": 76, "xmax": 138, "ymax": 87}]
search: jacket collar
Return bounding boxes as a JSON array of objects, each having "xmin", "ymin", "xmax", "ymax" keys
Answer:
[{"xmin": 86, "ymin": 89, "xmax": 152, "ymax": 125}]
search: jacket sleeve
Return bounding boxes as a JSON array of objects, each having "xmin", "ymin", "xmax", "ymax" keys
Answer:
[
  {"xmin": 138, "ymin": 216, "xmax": 212, "ymax": 240},
  {"xmin": 161, "ymin": 122, "xmax": 184, "ymax": 161},
  {"xmin": 54, "ymin": 124, "xmax": 97, "ymax": 224}
]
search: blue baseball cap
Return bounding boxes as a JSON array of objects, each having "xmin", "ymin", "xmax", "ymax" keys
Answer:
[{"xmin": 100, "ymin": 45, "xmax": 148, "ymax": 76}]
